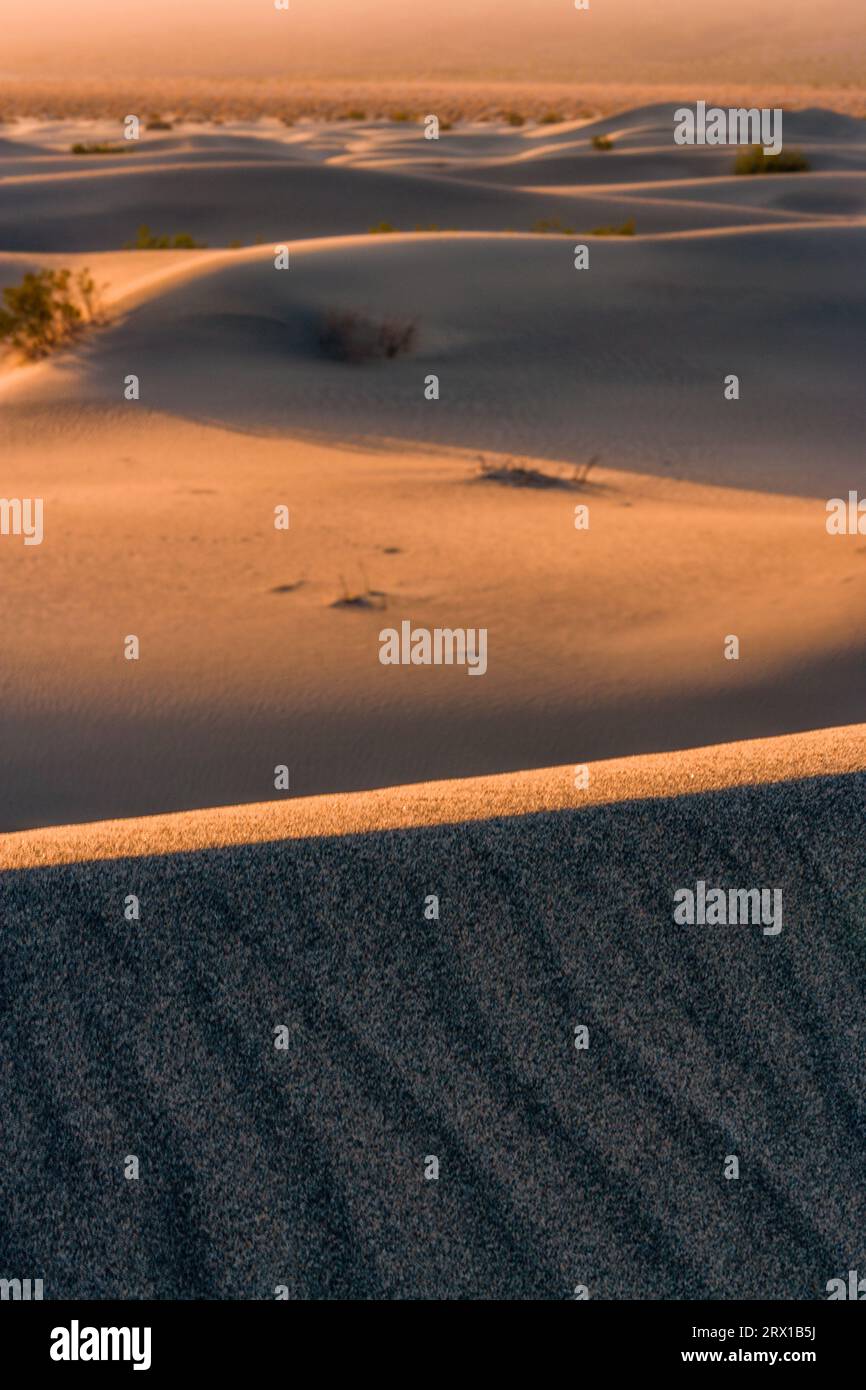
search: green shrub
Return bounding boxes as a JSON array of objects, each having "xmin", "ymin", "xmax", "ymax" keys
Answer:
[
  {"xmin": 588, "ymin": 217, "xmax": 636, "ymax": 236},
  {"xmin": 733, "ymin": 145, "xmax": 810, "ymax": 174},
  {"xmin": 0, "ymin": 267, "xmax": 103, "ymax": 360},
  {"xmin": 531, "ymin": 217, "xmax": 576, "ymax": 235},
  {"xmin": 124, "ymin": 224, "xmax": 207, "ymax": 249},
  {"xmin": 71, "ymin": 142, "xmax": 133, "ymax": 155}
]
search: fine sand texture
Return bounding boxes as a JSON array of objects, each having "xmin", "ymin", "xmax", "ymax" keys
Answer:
[{"xmin": 1, "ymin": 727, "xmax": 865, "ymax": 1298}]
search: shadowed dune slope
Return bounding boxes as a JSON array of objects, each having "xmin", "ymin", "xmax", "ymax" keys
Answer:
[
  {"xmin": 1, "ymin": 727, "xmax": 865, "ymax": 1299},
  {"xmin": 2, "ymin": 105, "xmax": 866, "ymax": 248},
  {"xmin": 3, "ymin": 227, "xmax": 864, "ymax": 494}
]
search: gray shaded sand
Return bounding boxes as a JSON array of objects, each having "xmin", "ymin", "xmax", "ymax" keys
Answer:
[{"xmin": 2, "ymin": 765, "xmax": 865, "ymax": 1299}]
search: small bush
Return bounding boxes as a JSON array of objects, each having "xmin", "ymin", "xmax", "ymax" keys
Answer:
[
  {"xmin": 331, "ymin": 575, "xmax": 387, "ymax": 610},
  {"xmin": 532, "ymin": 217, "xmax": 576, "ymax": 235},
  {"xmin": 733, "ymin": 145, "xmax": 810, "ymax": 175},
  {"xmin": 369, "ymin": 221, "xmax": 397, "ymax": 234},
  {"xmin": 71, "ymin": 142, "xmax": 133, "ymax": 155},
  {"xmin": 389, "ymin": 110, "xmax": 414, "ymax": 122},
  {"xmin": 540, "ymin": 112, "xmax": 564, "ymax": 125},
  {"xmin": 146, "ymin": 116, "xmax": 173, "ymax": 131},
  {"xmin": 124, "ymin": 224, "xmax": 207, "ymax": 249},
  {"xmin": 320, "ymin": 309, "xmax": 417, "ymax": 364},
  {"xmin": 0, "ymin": 267, "xmax": 104, "ymax": 360},
  {"xmin": 588, "ymin": 217, "xmax": 636, "ymax": 236},
  {"xmin": 477, "ymin": 454, "xmax": 599, "ymax": 489},
  {"xmin": 341, "ymin": 109, "xmax": 367, "ymax": 121},
  {"xmin": 503, "ymin": 111, "xmax": 525, "ymax": 127},
  {"xmin": 591, "ymin": 134, "xmax": 614, "ymax": 150}
]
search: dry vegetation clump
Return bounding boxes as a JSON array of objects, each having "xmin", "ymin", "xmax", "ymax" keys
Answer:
[
  {"xmin": 734, "ymin": 145, "xmax": 810, "ymax": 174},
  {"xmin": 591, "ymin": 134, "xmax": 615, "ymax": 150},
  {"xmin": 0, "ymin": 267, "xmax": 105, "ymax": 360},
  {"xmin": 476, "ymin": 454, "xmax": 599, "ymax": 489},
  {"xmin": 124, "ymin": 223, "xmax": 207, "ymax": 249},
  {"xmin": 71, "ymin": 142, "xmax": 133, "ymax": 154},
  {"xmin": 532, "ymin": 216, "xmax": 577, "ymax": 235},
  {"xmin": 331, "ymin": 572, "xmax": 387, "ymax": 609},
  {"xmin": 320, "ymin": 308, "xmax": 417, "ymax": 363},
  {"xmin": 588, "ymin": 217, "xmax": 636, "ymax": 236}
]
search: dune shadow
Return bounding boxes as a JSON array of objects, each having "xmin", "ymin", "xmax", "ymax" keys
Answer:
[{"xmin": 1, "ymin": 770, "xmax": 864, "ymax": 1297}]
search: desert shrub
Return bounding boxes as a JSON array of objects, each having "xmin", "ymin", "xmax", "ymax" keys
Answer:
[
  {"xmin": 146, "ymin": 116, "xmax": 173, "ymax": 130},
  {"xmin": 71, "ymin": 142, "xmax": 132, "ymax": 155},
  {"xmin": 331, "ymin": 574, "xmax": 387, "ymax": 609},
  {"xmin": 341, "ymin": 109, "xmax": 367, "ymax": 121},
  {"xmin": 389, "ymin": 110, "xmax": 413, "ymax": 122},
  {"xmin": 0, "ymin": 267, "xmax": 104, "ymax": 360},
  {"xmin": 320, "ymin": 309, "xmax": 417, "ymax": 363},
  {"xmin": 532, "ymin": 216, "xmax": 576, "ymax": 234},
  {"xmin": 540, "ymin": 112, "xmax": 564, "ymax": 125},
  {"xmin": 369, "ymin": 221, "xmax": 397, "ymax": 234},
  {"xmin": 588, "ymin": 217, "xmax": 635, "ymax": 236},
  {"xmin": 591, "ymin": 134, "xmax": 614, "ymax": 150},
  {"xmin": 503, "ymin": 111, "xmax": 525, "ymax": 127},
  {"xmin": 733, "ymin": 145, "xmax": 810, "ymax": 174},
  {"xmin": 124, "ymin": 224, "xmax": 207, "ymax": 249},
  {"xmin": 477, "ymin": 454, "xmax": 598, "ymax": 488}
]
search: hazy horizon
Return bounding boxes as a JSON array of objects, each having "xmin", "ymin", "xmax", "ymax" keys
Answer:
[{"xmin": 4, "ymin": 0, "xmax": 865, "ymax": 87}]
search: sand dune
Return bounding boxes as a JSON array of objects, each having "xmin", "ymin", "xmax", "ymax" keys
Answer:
[
  {"xmin": 1, "ymin": 111, "xmax": 864, "ymax": 833},
  {"xmin": 3, "ymin": 227, "xmax": 864, "ymax": 493},
  {"xmin": 2, "ymin": 105, "xmax": 866, "ymax": 250},
  {"xmin": 2, "ymin": 99, "xmax": 865, "ymax": 1303},
  {"xmin": 1, "ymin": 399, "xmax": 865, "ymax": 831},
  {"xmin": 2, "ymin": 726, "xmax": 865, "ymax": 1298}
]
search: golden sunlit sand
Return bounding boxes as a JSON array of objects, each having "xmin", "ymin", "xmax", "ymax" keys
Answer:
[{"xmin": 2, "ymin": 724, "xmax": 864, "ymax": 869}]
